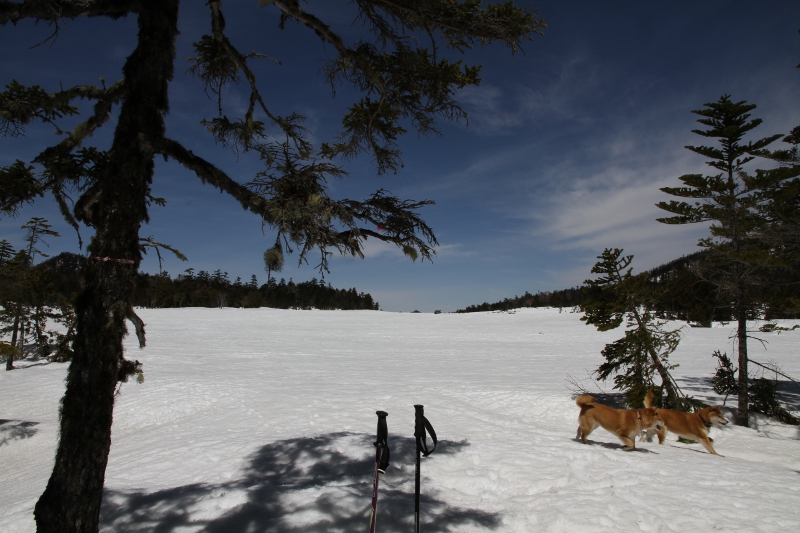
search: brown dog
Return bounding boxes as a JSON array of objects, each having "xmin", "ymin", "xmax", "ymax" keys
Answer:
[
  {"xmin": 575, "ymin": 395, "xmax": 662, "ymax": 450},
  {"xmin": 641, "ymin": 391, "xmax": 729, "ymax": 456}
]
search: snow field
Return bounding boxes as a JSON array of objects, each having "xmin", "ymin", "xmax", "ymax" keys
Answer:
[{"xmin": 1, "ymin": 307, "xmax": 799, "ymax": 532}]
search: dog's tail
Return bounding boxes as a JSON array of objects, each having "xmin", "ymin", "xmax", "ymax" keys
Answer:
[
  {"xmin": 644, "ymin": 390, "xmax": 655, "ymax": 409},
  {"xmin": 576, "ymin": 395, "xmax": 594, "ymax": 407}
]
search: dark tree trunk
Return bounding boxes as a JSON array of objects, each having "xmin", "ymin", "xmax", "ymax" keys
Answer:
[
  {"xmin": 34, "ymin": 307, "xmax": 49, "ymax": 357},
  {"xmin": 736, "ymin": 311, "xmax": 749, "ymax": 427},
  {"xmin": 7, "ymin": 303, "xmax": 20, "ymax": 370},
  {"xmin": 33, "ymin": 267, "xmax": 130, "ymax": 532},
  {"xmin": 33, "ymin": 2, "xmax": 178, "ymax": 531}
]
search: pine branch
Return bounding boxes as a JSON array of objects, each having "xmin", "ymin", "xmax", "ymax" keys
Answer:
[
  {"xmin": 196, "ymin": 1, "xmax": 283, "ymax": 140},
  {"xmin": 158, "ymin": 137, "xmax": 272, "ymax": 215},
  {"xmin": 0, "ymin": 0, "xmax": 133, "ymax": 25},
  {"xmin": 354, "ymin": 0, "xmax": 546, "ymax": 53},
  {"xmin": 270, "ymin": 1, "xmax": 349, "ymax": 55},
  {"xmin": 0, "ymin": 160, "xmax": 42, "ymax": 216},
  {"xmin": 139, "ymin": 236, "xmax": 187, "ymax": 273}
]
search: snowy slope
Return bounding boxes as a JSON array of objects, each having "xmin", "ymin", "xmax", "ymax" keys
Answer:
[{"xmin": 1, "ymin": 308, "xmax": 799, "ymax": 532}]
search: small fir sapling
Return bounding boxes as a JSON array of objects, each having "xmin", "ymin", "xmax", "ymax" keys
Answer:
[
  {"xmin": 581, "ymin": 248, "xmax": 690, "ymax": 410},
  {"xmin": 712, "ymin": 350, "xmax": 799, "ymax": 425}
]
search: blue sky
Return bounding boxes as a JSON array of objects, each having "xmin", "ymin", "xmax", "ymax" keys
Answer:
[{"xmin": 2, "ymin": 1, "xmax": 799, "ymax": 312}]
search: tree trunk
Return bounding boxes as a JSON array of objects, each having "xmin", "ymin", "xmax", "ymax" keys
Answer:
[
  {"xmin": 33, "ymin": 268, "xmax": 130, "ymax": 532},
  {"xmin": 736, "ymin": 310, "xmax": 749, "ymax": 427},
  {"xmin": 34, "ymin": 307, "xmax": 49, "ymax": 357},
  {"xmin": 631, "ymin": 307, "xmax": 681, "ymax": 408},
  {"xmin": 33, "ymin": 3, "xmax": 178, "ymax": 531},
  {"xmin": 6, "ymin": 302, "xmax": 20, "ymax": 370}
]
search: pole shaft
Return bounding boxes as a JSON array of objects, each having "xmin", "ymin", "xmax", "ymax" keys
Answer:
[
  {"xmin": 414, "ymin": 446, "xmax": 421, "ymax": 533},
  {"xmin": 369, "ymin": 447, "xmax": 382, "ymax": 533}
]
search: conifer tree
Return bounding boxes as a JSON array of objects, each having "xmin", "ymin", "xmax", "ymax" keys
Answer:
[
  {"xmin": 753, "ymin": 125, "xmax": 800, "ymax": 273},
  {"xmin": 0, "ymin": 239, "xmax": 19, "ymax": 363},
  {"xmin": 580, "ymin": 248, "xmax": 687, "ymax": 409},
  {"xmin": 1, "ymin": 217, "xmax": 60, "ymax": 370},
  {"xmin": 0, "ymin": 2, "xmax": 546, "ymax": 531},
  {"xmin": 656, "ymin": 96, "xmax": 798, "ymax": 426}
]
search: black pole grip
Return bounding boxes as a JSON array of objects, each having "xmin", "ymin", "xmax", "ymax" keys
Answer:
[{"xmin": 374, "ymin": 410, "xmax": 390, "ymax": 472}]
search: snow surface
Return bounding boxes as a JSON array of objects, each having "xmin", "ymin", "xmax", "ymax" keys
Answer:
[{"xmin": 1, "ymin": 307, "xmax": 799, "ymax": 532}]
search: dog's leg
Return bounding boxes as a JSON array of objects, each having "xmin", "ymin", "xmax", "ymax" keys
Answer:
[
  {"xmin": 577, "ymin": 421, "xmax": 595, "ymax": 444},
  {"xmin": 698, "ymin": 436, "xmax": 722, "ymax": 456},
  {"xmin": 579, "ymin": 425, "xmax": 590, "ymax": 444},
  {"xmin": 618, "ymin": 435, "xmax": 636, "ymax": 450},
  {"xmin": 656, "ymin": 426, "xmax": 667, "ymax": 444}
]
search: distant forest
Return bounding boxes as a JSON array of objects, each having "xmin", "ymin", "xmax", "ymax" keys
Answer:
[
  {"xmin": 456, "ymin": 251, "xmax": 800, "ymax": 323},
  {"xmin": 43, "ymin": 253, "xmax": 380, "ymax": 311}
]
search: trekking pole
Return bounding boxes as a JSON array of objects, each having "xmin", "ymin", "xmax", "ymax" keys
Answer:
[
  {"xmin": 414, "ymin": 404, "xmax": 437, "ymax": 533},
  {"xmin": 369, "ymin": 410, "xmax": 390, "ymax": 533}
]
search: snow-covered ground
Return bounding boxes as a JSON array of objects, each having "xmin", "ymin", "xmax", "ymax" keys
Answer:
[{"xmin": 2, "ymin": 307, "xmax": 799, "ymax": 532}]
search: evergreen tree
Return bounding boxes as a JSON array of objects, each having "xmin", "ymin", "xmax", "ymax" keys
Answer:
[
  {"xmin": 580, "ymin": 249, "xmax": 688, "ymax": 409},
  {"xmin": 0, "ymin": 3, "xmax": 545, "ymax": 530},
  {"xmin": 752, "ymin": 124, "xmax": 800, "ymax": 304},
  {"xmin": 0, "ymin": 239, "xmax": 19, "ymax": 363},
  {"xmin": 656, "ymin": 96, "xmax": 797, "ymax": 425},
  {"xmin": 1, "ymin": 217, "xmax": 60, "ymax": 370}
]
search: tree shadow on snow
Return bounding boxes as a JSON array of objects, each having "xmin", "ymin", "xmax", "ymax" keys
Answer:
[
  {"xmin": 0, "ymin": 419, "xmax": 39, "ymax": 446},
  {"xmin": 569, "ymin": 391, "xmax": 629, "ymax": 409},
  {"xmin": 100, "ymin": 432, "xmax": 500, "ymax": 533},
  {"xmin": 680, "ymin": 376, "xmax": 800, "ymax": 411},
  {"xmin": 766, "ymin": 380, "xmax": 800, "ymax": 412},
  {"xmin": 675, "ymin": 376, "xmax": 719, "ymax": 402}
]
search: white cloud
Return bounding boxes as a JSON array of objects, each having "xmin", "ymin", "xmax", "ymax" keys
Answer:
[
  {"xmin": 527, "ymin": 132, "xmax": 711, "ymax": 274},
  {"xmin": 359, "ymin": 237, "xmax": 475, "ymax": 263},
  {"xmin": 432, "ymin": 243, "xmax": 476, "ymax": 260},
  {"xmin": 457, "ymin": 51, "xmax": 604, "ymax": 136},
  {"xmin": 458, "ymin": 84, "xmax": 525, "ymax": 134}
]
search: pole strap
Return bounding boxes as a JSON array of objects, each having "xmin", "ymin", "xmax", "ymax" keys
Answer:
[{"xmin": 414, "ymin": 405, "xmax": 437, "ymax": 457}]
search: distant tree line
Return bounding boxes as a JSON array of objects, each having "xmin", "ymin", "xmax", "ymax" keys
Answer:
[
  {"xmin": 41, "ymin": 252, "xmax": 379, "ymax": 311},
  {"xmin": 455, "ymin": 286, "xmax": 588, "ymax": 313},
  {"xmin": 2, "ymin": 246, "xmax": 379, "ymax": 367},
  {"xmin": 455, "ymin": 250, "xmax": 800, "ymax": 322}
]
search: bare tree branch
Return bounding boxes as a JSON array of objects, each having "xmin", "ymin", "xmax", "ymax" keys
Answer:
[
  {"xmin": 750, "ymin": 358, "xmax": 799, "ymax": 383},
  {"xmin": 126, "ymin": 306, "xmax": 145, "ymax": 348}
]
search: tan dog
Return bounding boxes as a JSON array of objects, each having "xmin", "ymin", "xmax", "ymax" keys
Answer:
[
  {"xmin": 641, "ymin": 391, "xmax": 729, "ymax": 456},
  {"xmin": 575, "ymin": 395, "xmax": 662, "ymax": 450}
]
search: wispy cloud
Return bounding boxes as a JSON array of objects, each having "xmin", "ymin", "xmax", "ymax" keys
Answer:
[
  {"xmin": 458, "ymin": 84, "xmax": 525, "ymax": 134},
  {"xmin": 524, "ymin": 121, "xmax": 713, "ymax": 274},
  {"xmin": 359, "ymin": 237, "xmax": 474, "ymax": 263},
  {"xmin": 457, "ymin": 51, "xmax": 604, "ymax": 136}
]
